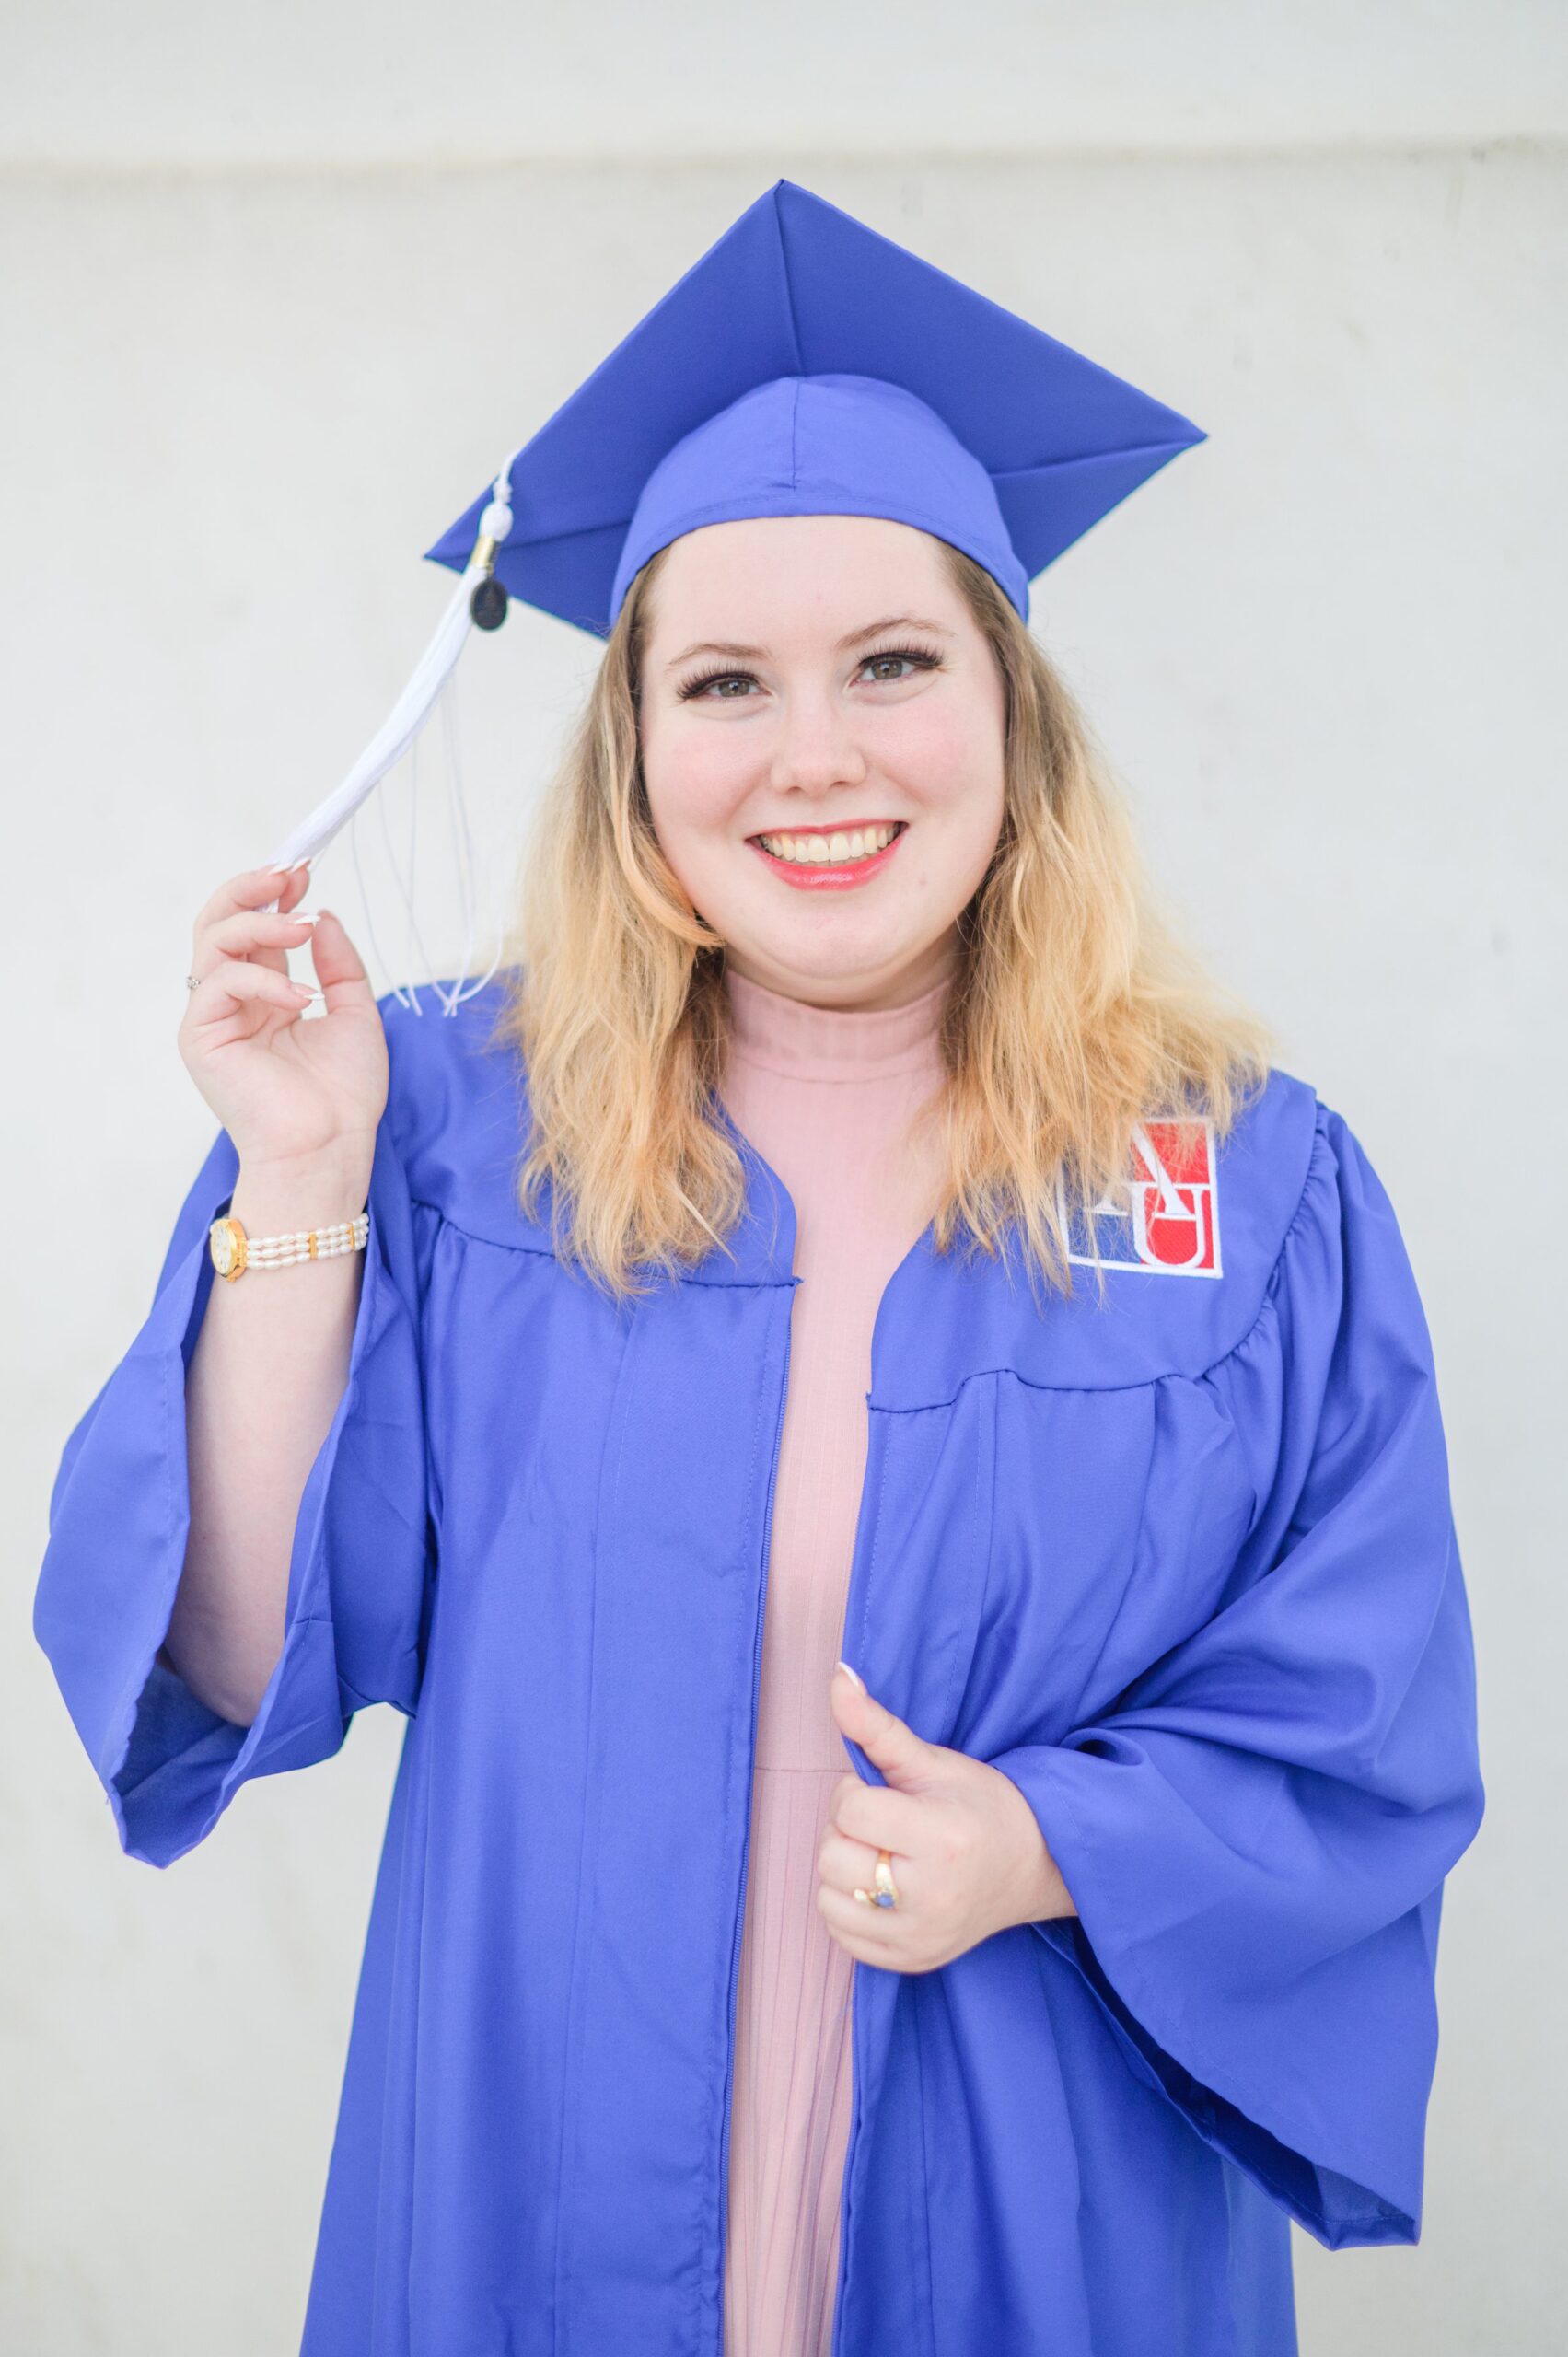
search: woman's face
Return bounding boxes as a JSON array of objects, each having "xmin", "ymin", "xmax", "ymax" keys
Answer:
[{"xmin": 636, "ymin": 514, "xmax": 1007, "ymax": 1009}]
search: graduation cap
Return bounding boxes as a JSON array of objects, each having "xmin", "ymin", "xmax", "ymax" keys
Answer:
[{"xmin": 266, "ymin": 177, "xmax": 1206, "ymax": 1008}]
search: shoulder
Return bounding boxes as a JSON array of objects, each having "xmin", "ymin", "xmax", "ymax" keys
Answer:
[
  {"xmin": 376, "ymin": 970, "xmax": 552, "ymax": 1250},
  {"xmin": 1213, "ymin": 1065, "xmax": 1401, "ymax": 1292},
  {"xmin": 958, "ymin": 1065, "xmax": 1362, "ymax": 1394},
  {"xmin": 377, "ymin": 970, "xmax": 522, "ymax": 1126},
  {"xmin": 1203, "ymin": 1061, "xmax": 1325, "ymax": 1296},
  {"xmin": 1062, "ymin": 1064, "xmax": 1399, "ymax": 1380}
]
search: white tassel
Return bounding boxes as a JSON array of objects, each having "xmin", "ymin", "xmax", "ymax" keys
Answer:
[
  {"xmin": 260, "ymin": 453, "xmax": 520, "ymax": 1018},
  {"xmin": 433, "ymin": 666, "xmax": 506, "ymax": 1012},
  {"xmin": 345, "ymin": 668, "xmax": 506, "ymax": 1017},
  {"xmin": 265, "ymin": 550, "xmax": 489, "ymax": 873}
]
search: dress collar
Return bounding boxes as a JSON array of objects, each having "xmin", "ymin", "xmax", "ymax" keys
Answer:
[{"xmin": 722, "ymin": 949, "xmax": 957, "ymax": 1085}]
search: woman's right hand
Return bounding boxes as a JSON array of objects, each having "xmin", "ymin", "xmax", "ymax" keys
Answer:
[{"xmin": 178, "ymin": 863, "xmax": 388, "ymax": 1184}]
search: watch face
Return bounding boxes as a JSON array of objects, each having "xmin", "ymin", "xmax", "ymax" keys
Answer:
[{"xmin": 210, "ymin": 1220, "xmax": 237, "ymax": 1276}]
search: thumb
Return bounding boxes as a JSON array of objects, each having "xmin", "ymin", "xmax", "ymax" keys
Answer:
[
  {"xmin": 831, "ymin": 1662, "xmax": 938, "ymax": 1793},
  {"xmin": 309, "ymin": 908, "xmax": 376, "ymax": 1006}
]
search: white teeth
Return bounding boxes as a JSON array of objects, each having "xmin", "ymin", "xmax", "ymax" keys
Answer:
[{"xmin": 758, "ymin": 823, "xmax": 899, "ymax": 865}]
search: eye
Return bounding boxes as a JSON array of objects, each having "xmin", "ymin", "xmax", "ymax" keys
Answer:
[
  {"xmin": 674, "ymin": 642, "xmax": 944, "ymax": 702},
  {"xmin": 676, "ymin": 668, "xmax": 758, "ymax": 702},
  {"xmin": 858, "ymin": 643, "xmax": 943, "ymax": 684}
]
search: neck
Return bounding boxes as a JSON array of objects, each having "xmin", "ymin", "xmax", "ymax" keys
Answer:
[
  {"xmin": 721, "ymin": 931, "xmax": 961, "ymax": 1016},
  {"xmin": 722, "ymin": 949, "xmax": 954, "ymax": 1084}
]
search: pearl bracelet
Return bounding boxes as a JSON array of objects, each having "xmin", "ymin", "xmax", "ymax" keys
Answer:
[{"xmin": 208, "ymin": 1209, "xmax": 369, "ymax": 1281}]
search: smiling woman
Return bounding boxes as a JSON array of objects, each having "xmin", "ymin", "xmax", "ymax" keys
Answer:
[
  {"xmin": 504, "ymin": 505, "xmax": 1265, "ymax": 1303},
  {"xmin": 637, "ymin": 518, "xmax": 1007, "ymax": 990},
  {"xmin": 34, "ymin": 177, "xmax": 1483, "ymax": 2357},
  {"xmin": 670, "ymin": 605, "xmax": 944, "ymax": 887}
]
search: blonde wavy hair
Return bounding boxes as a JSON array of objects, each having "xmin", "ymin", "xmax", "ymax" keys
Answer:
[{"xmin": 482, "ymin": 535, "xmax": 1275, "ymax": 1306}]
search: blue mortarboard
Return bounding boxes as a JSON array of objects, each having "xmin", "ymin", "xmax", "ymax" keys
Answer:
[
  {"xmin": 267, "ymin": 179, "xmax": 1205, "ymax": 1005},
  {"xmin": 425, "ymin": 177, "xmax": 1205, "ymax": 638}
]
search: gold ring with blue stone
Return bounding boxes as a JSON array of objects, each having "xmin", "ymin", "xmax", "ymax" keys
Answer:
[{"xmin": 853, "ymin": 1849, "xmax": 900, "ymax": 1910}]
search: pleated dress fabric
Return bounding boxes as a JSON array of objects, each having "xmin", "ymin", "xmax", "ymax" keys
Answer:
[{"xmin": 717, "ymin": 948, "xmax": 956, "ymax": 2357}]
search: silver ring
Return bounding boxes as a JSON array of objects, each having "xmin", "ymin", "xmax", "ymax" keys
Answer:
[{"xmin": 185, "ymin": 974, "xmax": 200, "ymax": 992}]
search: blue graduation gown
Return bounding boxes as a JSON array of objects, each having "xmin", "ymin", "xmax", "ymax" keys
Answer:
[{"xmin": 33, "ymin": 977, "xmax": 1485, "ymax": 2356}]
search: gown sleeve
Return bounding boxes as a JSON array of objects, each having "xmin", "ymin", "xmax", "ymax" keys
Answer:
[
  {"xmin": 987, "ymin": 1098, "xmax": 1486, "ymax": 2250},
  {"xmin": 32, "ymin": 1094, "xmax": 436, "ymax": 1872}
]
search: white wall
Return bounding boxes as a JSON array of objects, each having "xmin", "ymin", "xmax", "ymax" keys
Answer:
[{"xmin": 5, "ymin": 7, "xmax": 1561, "ymax": 2351}]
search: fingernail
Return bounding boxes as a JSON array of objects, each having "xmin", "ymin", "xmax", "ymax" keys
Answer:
[
  {"xmin": 836, "ymin": 1660, "xmax": 866, "ymax": 1693},
  {"xmin": 285, "ymin": 909, "xmax": 319, "ymax": 924}
]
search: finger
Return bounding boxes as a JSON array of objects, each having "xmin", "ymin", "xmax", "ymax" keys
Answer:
[
  {"xmin": 194, "ymin": 905, "xmax": 321, "ymax": 982},
  {"xmin": 183, "ymin": 955, "xmax": 315, "ymax": 1028},
  {"xmin": 817, "ymin": 1828, "xmax": 918, "ymax": 1905},
  {"xmin": 815, "ymin": 1882, "xmax": 902, "ymax": 1958},
  {"xmin": 193, "ymin": 859, "xmax": 312, "ymax": 941},
  {"xmin": 832, "ymin": 1679, "xmax": 940, "ymax": 1793},
  {"xmin": 306, "ymin": 908, "xmax": 376, "ymax": 1005},
  {"xmin": 829, "ymin": 1781, "xmax": 930, "ymax": 1856},
  {"xmin": 816, "ymin": 1826, "xmax": 877, "ymax": 1891}
]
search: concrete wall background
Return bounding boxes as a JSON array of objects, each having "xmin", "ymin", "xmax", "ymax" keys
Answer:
[{"xmin": 4, "ymin": 6, "xmax": 1562, "ymax": 2350}]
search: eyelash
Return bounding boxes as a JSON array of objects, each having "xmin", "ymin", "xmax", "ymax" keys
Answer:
[{"xmin": 675, "ymin": 642, "xmax": 945, "ymax": 702}]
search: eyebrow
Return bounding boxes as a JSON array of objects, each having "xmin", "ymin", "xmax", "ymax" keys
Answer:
[{"xmin": 663, "ymin": 614, "xmax": 956, "ymax": 671}]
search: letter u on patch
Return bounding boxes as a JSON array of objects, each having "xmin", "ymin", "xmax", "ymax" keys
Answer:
[{"xmin": 1068, "ymin": 1119, "xmax": 1223, "ymax": 1277}]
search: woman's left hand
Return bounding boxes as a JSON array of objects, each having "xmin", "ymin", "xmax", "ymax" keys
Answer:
[{"xmin": 818, "ymin": 1664, "xmax": 1078, "ymax": 1972}]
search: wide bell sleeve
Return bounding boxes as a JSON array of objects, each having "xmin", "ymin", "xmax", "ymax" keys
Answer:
[
  {"xmin": 33, "ymin": 1101, "xmax": 436, "ymax": 1871},
  {"xmin": 988, "ymin": 1099, "xmax": 1486, "ymax": 2250}
]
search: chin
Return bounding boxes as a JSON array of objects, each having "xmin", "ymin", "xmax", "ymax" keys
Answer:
[{"xmin": 742, "ymin": 941, "xmax": 911, "ymax": 992}]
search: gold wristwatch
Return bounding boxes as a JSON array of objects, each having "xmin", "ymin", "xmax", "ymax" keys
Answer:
[{"xmin": 208, "ymin": 1209, "xmax": 370, "ymax": 1281}]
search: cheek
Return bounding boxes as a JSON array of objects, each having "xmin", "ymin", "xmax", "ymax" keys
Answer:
[
  {"xmin": 881, "ymin": 698, "xmax": 1005, "ymax": 816},
  {"xmin": 643, "ymin": 716, "xmax": 757, "ymax": 844}
]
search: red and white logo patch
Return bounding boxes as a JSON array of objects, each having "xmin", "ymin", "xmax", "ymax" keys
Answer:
[{"xmin": 1066, "ymin": 1119, "xmax": 1223, "ymax": 1278}]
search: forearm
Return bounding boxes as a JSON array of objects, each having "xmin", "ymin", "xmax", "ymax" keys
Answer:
[
  {"xmin": 993, "ymin": 1766, "xmax": 1080, "ymax": 1927},
  {"xmin": 1026, "ymin": 1833, "xmax": 1079, "ymax": 1923},
  {"xmin": 166, "ymin": 1150, "xmax": 371, "ymax": 1726}
]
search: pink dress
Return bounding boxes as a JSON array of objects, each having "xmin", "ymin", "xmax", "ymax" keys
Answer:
[{"xmin": 717, "ymin": 950, "xmax": 956, "ymax": 2357}]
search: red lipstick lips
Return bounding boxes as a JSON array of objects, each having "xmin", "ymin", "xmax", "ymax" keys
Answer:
[{"xmin": 748, "ymin": 822, "xmax": 907, "ymax": 892}]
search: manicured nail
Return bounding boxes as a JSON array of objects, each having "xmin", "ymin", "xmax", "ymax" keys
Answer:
[
  {"xmin": 284, "ymin": 909, "xmax": 319, "ymax": 924},
  {"xmin": 836, "ymin": 1660, "xmax": 866, "ymax": 1693}
]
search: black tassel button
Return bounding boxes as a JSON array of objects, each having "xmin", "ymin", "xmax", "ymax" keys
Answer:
[{"xmin": 470, "ymin": 576, "xmax": 509, "ymax": 631}]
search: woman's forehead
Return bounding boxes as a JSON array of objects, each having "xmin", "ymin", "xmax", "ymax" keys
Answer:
[{"xmin": 645, "ymin": 516, "xmax": 961, "ymax": 649}]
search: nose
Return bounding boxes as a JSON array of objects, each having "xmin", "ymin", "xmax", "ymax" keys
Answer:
[{"xmin": 767, "ymin": 685, "xmax": 869, "ymax": 800}]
